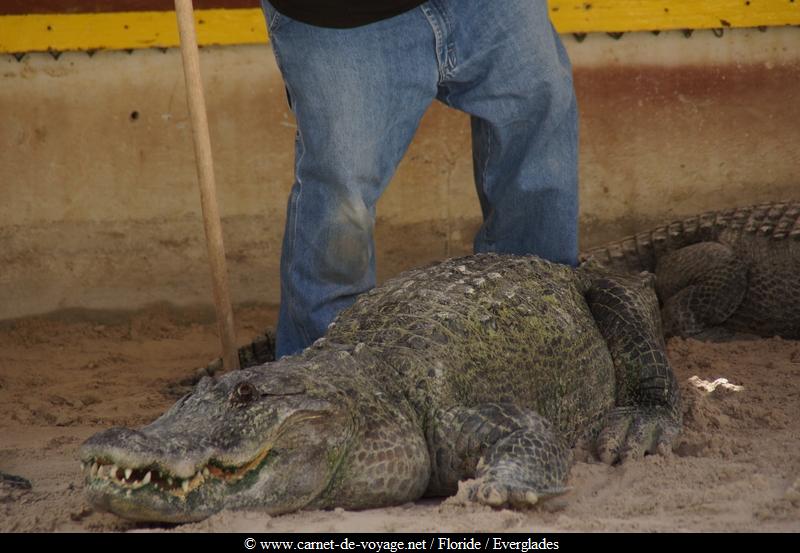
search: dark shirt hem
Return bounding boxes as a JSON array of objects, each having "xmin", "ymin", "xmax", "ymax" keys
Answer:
[{"xmin": 269, "ymin": 0, "xmax": 427, "ymax": 28}]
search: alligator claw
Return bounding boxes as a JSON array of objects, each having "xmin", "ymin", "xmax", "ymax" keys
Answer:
[
  {"xmin": 457, "ymin": 477, "xmax": 539, "ymax": 509},
  {"xmin": 596, "ymin": 406, "xmax": 679, "ymax": 465},
  {"xmin": 456, "ymin": 476, "xmax": 568, "ymax": 510}
]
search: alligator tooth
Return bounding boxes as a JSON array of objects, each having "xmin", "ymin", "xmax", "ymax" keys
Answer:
[
  {"xmin": 110, "ymin": 465, "xmax": 119, "ymax": 479},
  {"xmin": 80, "ymin": 462, "xmax": 86, "ymax": 472},
  {"xmin": 124, "ymin": 468, "xmax": 132, "ymax": 480},
  {"xmin": 167, "ymin": 477, "xmax": 173, "ymax": 486},
  {"xmin": 142, "ymin": 471, "xmax": 152, "ymax": 485},
  {"xmin": 202, "ymin": 468, "xmax": 210, "ymax": 478},
  {"xmin": 181, "ymin": 479, "xmax": 189, "ymax": 493},
  {"xmin": 97, "ymin": 465, "xmax": 107, "ymax": 478},
  {"xmin": 91, "ymin": 463, "xmax": 99, "ymax": 478}
]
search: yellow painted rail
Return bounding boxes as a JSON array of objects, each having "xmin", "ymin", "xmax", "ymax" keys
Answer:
[
  {"xmin": 0, "ymin": 9, "xmax": 266, "ymax": 53},
  {"xmin": 550, "ymin": 0, "xmax": 800, "ymax": 32},
  {"xmin": 1, "ymin": 1, "xmax": 799, "ymax": 53}
]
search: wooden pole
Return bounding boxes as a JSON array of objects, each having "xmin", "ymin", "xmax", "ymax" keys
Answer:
[{"xmin": 173, "ymin": 0, "xmax": 240, "ymax": 371}]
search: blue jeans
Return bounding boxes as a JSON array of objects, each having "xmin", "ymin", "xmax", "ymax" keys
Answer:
[{"xmin": 261, "ymin": 0, "xmax": 579, "ymax": 358}]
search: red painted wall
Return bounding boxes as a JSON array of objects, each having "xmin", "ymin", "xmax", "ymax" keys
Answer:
[{"xmin": 0, "ymin": 1, "xmax": 259, "ymax": 15}]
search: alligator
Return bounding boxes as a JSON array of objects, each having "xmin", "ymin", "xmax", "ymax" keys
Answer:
[
  {"xmin": 581, "ymin": 201, "xmax": 800, "ymax": 339},
  {"xmin": 80, "ymin": 254, "xmax": 681, "ymax": 522}
]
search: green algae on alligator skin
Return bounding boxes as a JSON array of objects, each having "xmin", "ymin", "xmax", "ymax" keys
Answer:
[{"xmin": 80, "ymin": 253, "xmax": 680, "ymax": 522}]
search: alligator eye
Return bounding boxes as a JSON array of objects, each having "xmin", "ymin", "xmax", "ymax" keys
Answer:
[{"xmin": 231, "ymin": 382, "xmax": 258, "ymax": 406}]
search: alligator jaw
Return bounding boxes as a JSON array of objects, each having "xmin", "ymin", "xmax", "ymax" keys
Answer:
[
  {"xmin": 83, "ymin": 443, "xmax": 271, "ymax": 494},
  {"xmin": 80, "ymin": 444, "xmax": 273, "ymax": 522}
]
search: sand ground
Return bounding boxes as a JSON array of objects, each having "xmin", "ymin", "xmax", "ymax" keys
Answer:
[{"xmin": 1, "ymin": 306, "xmax": 798, "ymax": 532}]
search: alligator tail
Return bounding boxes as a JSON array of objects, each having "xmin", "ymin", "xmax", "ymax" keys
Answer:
[{"xmin": 580, "ymin": 201, "xmax": 800, "ymax": 273}]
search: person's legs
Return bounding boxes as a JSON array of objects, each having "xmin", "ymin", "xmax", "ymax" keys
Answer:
[
  {"xmin": 425, "ymin": 0, "xmax": 579, "ymax": 266},
  {"xmin": 261, "ymin": 2, "xmax": 439, "ymax": 357}
]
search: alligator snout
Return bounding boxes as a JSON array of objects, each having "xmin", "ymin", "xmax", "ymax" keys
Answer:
[
  {"xmin": 82, "ymin": 426, "xmax": 151, "ymax": 453},
  {"xmin": 81, "ymin": 427, "xmax": 205, "ymax": 478}
]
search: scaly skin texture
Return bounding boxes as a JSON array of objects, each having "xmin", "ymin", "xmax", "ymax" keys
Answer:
[
  {"xmin": 582, "ymin": 201, "xmax": 800, "ymax": 338},
  {"xmin": 80, "ymin": 254, "xmax": 681, "ymax": 522}
]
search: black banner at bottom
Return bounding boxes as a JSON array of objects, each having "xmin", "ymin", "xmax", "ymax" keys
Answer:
[{"xmin": 0, "ymin": 532, "xmax": 794, "ymax": 550}]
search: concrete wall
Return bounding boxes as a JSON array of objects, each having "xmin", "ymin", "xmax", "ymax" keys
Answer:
[{"xmin": 1, "ymin": 28, "xmax": 798, "ymax": 320}]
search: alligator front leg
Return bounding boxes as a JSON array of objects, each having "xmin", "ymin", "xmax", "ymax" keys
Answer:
[
  {"xmin": 427, "ymin": 403, "xmax": 572, "ymax": 508},
  {"xmin": 584, "ymin": 269, "xmax": 682, "ymax": 463}
]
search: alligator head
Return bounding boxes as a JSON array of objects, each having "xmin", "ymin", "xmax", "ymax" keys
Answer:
[{"xmin": 79, "ymin": 357, "xmax": 355, "ymax": 522}]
